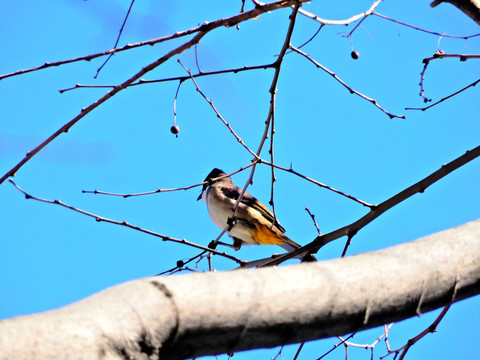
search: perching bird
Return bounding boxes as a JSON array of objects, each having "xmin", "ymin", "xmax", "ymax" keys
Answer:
[{"xmin": 198, "ymin": 168, "xmax": 315, "ymax": 261}]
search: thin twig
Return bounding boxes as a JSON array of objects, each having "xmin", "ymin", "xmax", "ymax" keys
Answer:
[
  {"xmin": 82, "ymin": 163, "xmax": 256, "ymax": 198},
  {"xmin": 290, "ymin": 46, "xmax": 406, "ymax": 119},
  {"xmin": 381, "ymin": 305, "xmax": 452, "ymax": 360},
  {"xmin": 157, "ymin": 250, "xmax": 207, "ymax": 275},
  {"xmin": 406, "ymin": 77, "xmax": 480, "ymax": 111},
  {"xmin": 194, "ymin": 45, "xmax": 202, "ymax": 74},
  {"xmin": 239, "ymin": 0, "xmax": 246, "ymax": 14},
  {"xmin": 340, "ymin": 325, "xmax": 392, "ymax": 350},
  {"xmin": 261, "ymin": 160, "xmax": 374, "ymax": 208},
  {"xmin": 232, "ymin": 4, "xmax": 301, "ymax": 214},
  {"xmin": 272, "ymin": 346, "xmax": 285, "ymax": 360},
  {"xmin": 95, "ymin": 0, "xmax": 136, "ymax": 78},
  {"xmin": 413, "ymin": 52, "xmax": 480, "ymax": 104},
  {"xmin": 59, "ymin": 63, "xmax": 276, "ymax": 93},
  {"xmin": 208, "ymin": 228, "xmax": 231, "ymax": 250},
  {"xmin": 82, "ymin": 185, "xmax": 199, "ymax": 198},
  {"xmin": 305, "ymin": 207, "xmax": 321, "ymax": 235},
  {"xmin": 342, "ymin": 14, "xmax": 370, "ymax": 38},
  {"xmin": 172, "ymin": 80, "xmax": 184, "ymax": 134},
  {"xmin": 268, "ymin": 91, "xmax": 278, "ymax": 224},
  {"xmin": 295, "ymin": 24, "xmax": 324, "ymax": 51},
  {"xmin": 418, "ymin": 56, "xmax": 433, "ymax": 102},
  {"xmin": 424, "ymin": 53, "xmax": 480, "ymax": 61},
  {"xmin": 239, "ymin": 253, "xmax": 291, "ymax": 269},
  {"xmin": 384, "ymin": 324, "xmax": 393, "ymax": 353},
  {"xmin": 218, "ymin": 5, "xmax": 301, "ymax": 248},
  {"xmin": 316, "ymin": 333, "xmax": 356, "ymax": 360},
  {"xmin": 178, "ymin": 60, "xmax": 259, "ymax": 159},
  {"xmin": 292, "ymin": 342, "xmax": 305, "ymax": 360},
  {"xmin": 373, "ymin": 12, "xmax": 480, "ymax": 39},
  {"xmin": 207, "ymin": 251, "xmax": 213, "ymax": 272},
  {"xmin": 0, "ymin": 28, "xmax": 198, "ymax": 82},
  {"xmin": 339, "ymin": 324, "xmax": 393, "ymax": 360},
  {"xmin": 9, "ymin": 179, "xmax": 244, "ymax": 265},
  {"xmin": 340, "ymin": 233, "xmax": 354, "ymax": 257}
]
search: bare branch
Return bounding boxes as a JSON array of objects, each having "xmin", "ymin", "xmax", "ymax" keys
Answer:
[
  {"xmin": 268, "ymin": 109, "xmax": 278, "ymax": 223},
  {"xmin": 406, "ymin": 77, "xmax": 480, "ymax": 111},
  {"xmin": 290, "ymin": 46, "xmax": 406, "ymax": 119},
  {"xmin": 2, "ymin": 220, "xmax": 478, "ymax": 359},
  {"xmin": 0, "ymin": 30, "xmax": 199, "ymax": 82},
  {"xmin": 94, "ymin": 0, "xmax": 136, "ymax": 78},
  {"xmin": 82, "ymin": 163, "xmax": 256, "ymax": 198},
  {"xmin": 305, "ymin": 207, "xmax": 321, "ymax": 235},
  {"xmin": 82, "ymin": 185, "xmax": 200, "ymax": 198},
  {"xmin": 298, "ymin": 0, "xmax": 384, "ymax": 25},
  {"xmin": 340, "ymin": 233, "xmax": 354, "ymax": 258},
  {"xmin": 414, "ymin": 52, "xmax": 480, "ymax": 103},
  {"xmin": 381, "ymin": 304, "xmax": 452, "ymax": 359},
  {"xmin": 0, "ymin": 32, "xmax": 206, "ymax": 186},
  {"xmin": 9, "ymin": 180, "xmax": 244, "ymax": 265},
  {"xmin": 424, "ymin": 53, "xmax": 480, "ymax": 61},
  {"xmin": 59, "ymin": 63, "xmax": 276, "ymax": 93},
  {"xmin": 342, "ymin": 14, "xmax": 371, "ymax": 39},
  {"xmin": 232, "ymin": 4, "xmax": 301, "ymax": 213},
  {"xmin": 171, "ymin": 79, "xmax": 184, "ymax": 137},
  {"xmin": 293, "ymin": 24, "xmax": 324, "ymax": 52},
  {"xmin": 157, "ymin": 251, "xmax": 208, "ymax": 276},
  {"xmin": 261, "ymin": 160, "xmax": 374, "ymax": 208},
  {"xmin": 339, "ymin": 324, "xmax": 392, "ymax": 359},
  {"xmin": 178, "ymin": 60, "xmax": 259, "ymax": 159},
  {"xmin": 292, "ymin": 342, "xmax": 305, "ymax": 360},
  {"xmin": 265, "ymin": 144, "xmax": 480, "ymax": 265},
  {"xmin": 373, "ymin": 12, "xmax": 480, "ymax": 39},
  {"xmin": 317, "ymin": 334, "xmax": 357, "ymax": 360},
  {"xmin": 1, "ymin": 0, "xmax": 311, "ymax": 186},
  {"xmin": 0, "ymin": 0, "xmax": 309, "ymax": 82}
]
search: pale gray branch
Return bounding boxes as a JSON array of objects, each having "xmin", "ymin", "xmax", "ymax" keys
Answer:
[{"xmin": 1, "ymin": 220, "xmax": 479, "ymax": 359}]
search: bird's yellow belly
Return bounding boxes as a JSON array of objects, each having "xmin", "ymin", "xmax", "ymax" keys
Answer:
[{"xmin": 207, "ymin": 204, "xmax": 283, "ymax": 246}]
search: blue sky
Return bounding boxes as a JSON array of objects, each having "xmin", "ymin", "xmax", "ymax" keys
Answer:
[{"xmin": 0, "ymin": 1, "xmax": 479, "ymax": 359}]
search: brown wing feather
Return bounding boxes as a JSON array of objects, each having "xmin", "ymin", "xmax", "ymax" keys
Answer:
[{"xmin": 221, "ymin": 186, "xmax": 286, "ymax": 233}]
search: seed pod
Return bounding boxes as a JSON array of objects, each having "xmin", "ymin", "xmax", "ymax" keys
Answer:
[{"xmin": 170, "ymin": 125, "xmax": 180, "ymax": 135}]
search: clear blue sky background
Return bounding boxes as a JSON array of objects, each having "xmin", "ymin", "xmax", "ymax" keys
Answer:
[{"xmin": 1, "ymin": 1, "xmax": 479, "ymax": 359}]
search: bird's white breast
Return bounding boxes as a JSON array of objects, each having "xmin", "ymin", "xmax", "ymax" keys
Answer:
[{"xmin": 204, "ymin": 185, "xmax": 256, "ymax": 245}]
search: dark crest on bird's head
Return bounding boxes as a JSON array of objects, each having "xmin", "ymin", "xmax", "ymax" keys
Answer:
[
  {"xmin": 197, "ymin": 168, "xmax": 232, "ymax": 200},
  {"xmin": 204, "ymin": 168, "xmax": 228, "ymax": 182}
]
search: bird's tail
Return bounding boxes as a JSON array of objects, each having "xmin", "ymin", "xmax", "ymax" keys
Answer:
[{"xmin": 279, "ymin": 236, "xmax": 316, "ymax": 262}]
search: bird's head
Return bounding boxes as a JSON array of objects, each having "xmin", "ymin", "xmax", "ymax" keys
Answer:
[{"xmin": 197, "ymin": 168, "xmax": 231, "ymax": 200}]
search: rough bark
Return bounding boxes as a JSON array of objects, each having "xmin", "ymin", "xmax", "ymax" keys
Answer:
[
  {"xmin": 1, "ymin": 220, "xmax": 479, "ymax": 360},
  {"xmin": 431, "ymin": 0, "xmax": 480, "ymax": 25}
]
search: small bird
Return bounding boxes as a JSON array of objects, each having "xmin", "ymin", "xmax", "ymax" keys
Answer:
[{"xmin": 198, "ymin": 168, "xmax": 315, "ymax": 261}]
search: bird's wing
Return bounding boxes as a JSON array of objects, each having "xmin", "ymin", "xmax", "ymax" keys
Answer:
[{"xmin": 221, "ymin": 186, "xmax": 287, "ymax": 233}]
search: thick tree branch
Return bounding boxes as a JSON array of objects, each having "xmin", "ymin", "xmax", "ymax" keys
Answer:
[
  {"xmin": 1, "ymin": 220, "xmax": 479, "ymax": 359},
  {"xmin": 431, "ymin": 0, "xmax": 480, "ymax": 25}
]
